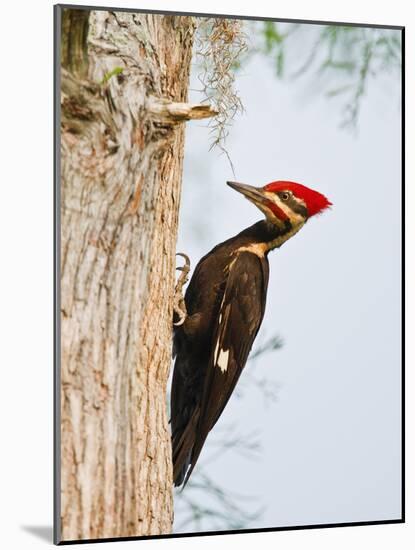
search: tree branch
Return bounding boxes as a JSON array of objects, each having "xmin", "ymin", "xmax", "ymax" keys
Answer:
[{"xmin": 148, "ymin": 97, "xmax": 218, "ymax": 123}]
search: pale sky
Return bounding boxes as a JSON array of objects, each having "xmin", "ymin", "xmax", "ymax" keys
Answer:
[{"xmin": 173, "ymin": 23, "xmax": 402, "ymax": 532}]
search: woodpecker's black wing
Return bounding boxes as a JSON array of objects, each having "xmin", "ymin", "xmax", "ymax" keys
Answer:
[
  {"xmin": 199, "ymin": 251, "xmax": 269, "ymax": 427},
  {"xmin": 173, "ymin": 250, "xmax": 269, "ymax": 486}
]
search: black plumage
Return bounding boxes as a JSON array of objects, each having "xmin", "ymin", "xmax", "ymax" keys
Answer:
[{"xmin": 171, "ymin": 220, "xmax": 283, "ymax": 486}]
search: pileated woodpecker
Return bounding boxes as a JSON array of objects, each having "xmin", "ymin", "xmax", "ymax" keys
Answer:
[{"xmin": 171, "ymin": 180, "xmax": 331, "ymax": 487}]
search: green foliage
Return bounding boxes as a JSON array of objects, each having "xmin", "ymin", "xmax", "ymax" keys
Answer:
[
  {"xmin": 257, "ymin": 23, "xmax": 401, "ymax": 128},
  {"xmin": 100, "ymin": 66, "xmax": 124, "ymax": 85},
  {"xmin": 264, "ymin": 21, "xmax": 283, "ymax": 48},
  {"xmin": 262, "ymin": 22, "xmax": 297, "ymax": 77}
]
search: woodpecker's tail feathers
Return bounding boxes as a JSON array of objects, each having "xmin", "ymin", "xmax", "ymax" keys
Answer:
[
  {"xmin": 173, "ymin": 451, "xmax": 191, "ymax": 488},
  {"xmin": 172, "ymin": 409, "xmax": 200, "ymax": 487}
]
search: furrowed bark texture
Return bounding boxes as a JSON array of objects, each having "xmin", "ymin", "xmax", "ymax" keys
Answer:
[{"xmin": 60, "ymin": 10, "xmax": 197, "ymax": 541}]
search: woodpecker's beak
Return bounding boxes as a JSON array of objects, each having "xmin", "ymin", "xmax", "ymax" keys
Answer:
[
  {"xmin": 227, "ymin": 180, "xmax": 291, "ymax": 228},
  {"xmin": 226, "ymin": 181, "xmax": 266, "ymax": 206}
]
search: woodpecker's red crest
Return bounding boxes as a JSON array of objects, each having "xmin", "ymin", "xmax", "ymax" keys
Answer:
[{"xmin": 264, "ymin": 181, "xmax": 332, "ymax": 217}]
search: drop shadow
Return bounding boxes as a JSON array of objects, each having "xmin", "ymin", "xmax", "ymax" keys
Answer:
[{"xmin": 21, "ymin": 525, "xmax": 53, "ymax": 543}]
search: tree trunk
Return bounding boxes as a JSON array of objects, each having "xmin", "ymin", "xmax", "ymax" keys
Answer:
[{"xmin": 58, "ymin": 8, "xmax": 214, "ymax": 542}]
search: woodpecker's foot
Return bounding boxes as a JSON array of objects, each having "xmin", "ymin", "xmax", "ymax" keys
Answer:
[{"xmin": 173, "ymin": 253, "xmax": 191, "ymax": 326}]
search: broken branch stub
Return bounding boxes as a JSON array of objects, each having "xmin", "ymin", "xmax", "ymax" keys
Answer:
[{"xmin": 148, "ymin": 97, "xmax": 218, "ymax": 123}]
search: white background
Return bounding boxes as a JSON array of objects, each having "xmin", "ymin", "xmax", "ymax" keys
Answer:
[{"xmin": 0, "ymin": 0, "xmax": 411, "ymax": 549}]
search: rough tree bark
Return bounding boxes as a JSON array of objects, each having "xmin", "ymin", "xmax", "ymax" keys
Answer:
[{"xmin": 58, "ymin": 8, "xmax": 215, "ymax": 542}]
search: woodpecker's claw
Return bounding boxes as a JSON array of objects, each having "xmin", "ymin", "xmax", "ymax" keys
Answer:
[{"xmin": 173, "ymin": 253, "xmax": 191, "ymax": 326}]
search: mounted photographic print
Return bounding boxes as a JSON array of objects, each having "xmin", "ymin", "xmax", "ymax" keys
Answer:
[{"xmin": 54, "ymin": 4, "xmax": 404, "ymax": 544}]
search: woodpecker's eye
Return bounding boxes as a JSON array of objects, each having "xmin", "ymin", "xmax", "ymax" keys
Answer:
[{"xmin": 281, "ymin": 192, "xmax": 290, "ymax": 201}]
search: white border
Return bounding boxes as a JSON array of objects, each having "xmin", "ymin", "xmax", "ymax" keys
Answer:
[{"xmin": 1, "ymin": 1, "xmax": 410, "ymax": 549}]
